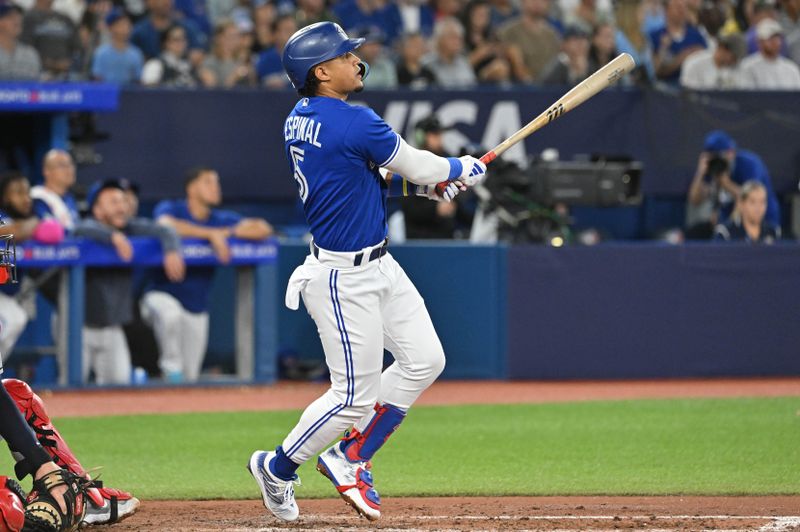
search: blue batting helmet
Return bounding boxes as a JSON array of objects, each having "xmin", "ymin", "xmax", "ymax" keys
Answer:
[{"xmin": 282, "ymin": 22, "xmax": 366, "ymax": 90}]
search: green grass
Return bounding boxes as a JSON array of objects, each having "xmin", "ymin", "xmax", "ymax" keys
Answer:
[{"xmin": 2, "ymin": 397, "xmax": 798, "ymax": 499}]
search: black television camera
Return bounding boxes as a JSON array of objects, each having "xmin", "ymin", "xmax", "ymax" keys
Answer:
[{"xmin": 477, "ymin": 156, "xmax": 642, "ymax": 243}]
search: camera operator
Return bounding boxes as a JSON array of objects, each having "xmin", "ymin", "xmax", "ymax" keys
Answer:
[
  {"xmin": 401, "ymin": 116, "xmax": 473, "ymax": 239},
  {"xmin": 686, "ymin": 130, "xmax": 779, "ymax": 239}
]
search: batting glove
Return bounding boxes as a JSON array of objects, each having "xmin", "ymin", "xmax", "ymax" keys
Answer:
[
  {"xmin": 416, "ymin": 182, "xmax": 460, "ymax": 203},
  {"xmin": 457, "ymin": 155, "xmax": 487, "ymax": 187}
]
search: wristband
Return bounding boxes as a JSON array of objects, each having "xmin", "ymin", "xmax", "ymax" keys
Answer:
[{"xmin": 446, "ymin": 157, "xmax": 463, "ymax": 180}]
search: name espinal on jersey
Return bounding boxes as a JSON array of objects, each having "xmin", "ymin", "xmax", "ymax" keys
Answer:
[{"xmin": 284, "ymin": 115, "xmax": 323, "ymax": 148}]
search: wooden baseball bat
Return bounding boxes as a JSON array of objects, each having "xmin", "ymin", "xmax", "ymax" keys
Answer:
[{"xmin": 437, "ymin": 52, "xmax": 636, "ymax": 193}]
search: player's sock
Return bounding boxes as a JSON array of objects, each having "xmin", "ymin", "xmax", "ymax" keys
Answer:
[
  {"xmin": 342, "ymin": 403, "xmax": 406, "ymax": 462},
  {"xmin": 269, "ymin": 446, "xmax": 300, "ymax": 480}
]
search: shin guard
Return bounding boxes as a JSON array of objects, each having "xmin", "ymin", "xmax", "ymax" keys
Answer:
[
  {"xmin": 342, "ymin": 403, "xmax": 406, "ymax": 462},
  {"xmin": 1, "ymin": 379, "xmax": 106, "ymax": 507}
]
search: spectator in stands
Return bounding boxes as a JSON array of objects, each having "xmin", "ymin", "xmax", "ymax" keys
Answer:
[
  {"xmin": 462, "ymin": 0, "xmax": 517, "ymax": 83},
  {"xmin": 740, "ymin": 18, "xmax": 800, "ymax": 87},
  {"xmin": 31, "ymin": 149, "xmax": 79, "ymax": 232},
  {"xmin": 353, "ymin": 25, "xmax": 397, "ymax": 88},
  {"xmin": 0, "ymin": 2, "xmax": 41, "ymax": 80},
  {"xmin": 433, "ymin": 0, "xmax": 465, "ymax": 18},
  {"xmin": 680, "ymin": 32, "xmax": 747, "ymax": 88},
  {"xmin": 614, "ymin": 0, "xmax": 655, "ymax": 83},
  {"xmin": 73, "ymin": 180, "xmax": 184, "ymax": 385},
  {"xmin": 489, "ymin": 0, "xmax": 519, "ymax": 26},
  {"xmin": 256, "ymin": 14, "xmax": 295, "ymax": 88},
  {"xmin": 424, "ymin": 17, "xmax": 478, "ymax": 87},
  {"xmin": 251, "ymin": 0, "xmax": 276, "ymax": 53},
  {"xmin": 686, "ymin": 130, "xmax": 780, "ymax": 238},
  {"xmin": 295, "ymin": 0, "xmax": 339, "ymax": 28},
  {"xmin": 697, "ymin": 0, "xmax": 727, "ymax": 44},
  {"xmin": 21, "ymin": 0, "xmax": 81, "ymax": 78},
  {"xmin": 588, "ymin": 21, "xmax": 617, "ymax": 70},
  {"xmin": 0, "ymin": 173, "xmax": 64, "ymax": 361},
  {"xmin": 141, "ymin": 24, "xmax": 201, "ymax": 87},
  {"xmin": 402, "ymin": 116, "xmax": 471, "ymax": 239},
  {"xmin": 781, "ymin": 0, "xmax": 800, "ymax": 64},
  {"xmin": 714, "ymin": 180, "xmax": 779, "ymax": 243},
  {"xmin": 396, "ymin": 0, "xmax": 435, "ymax": 36},
  {"xmin": 540, "ymin": 25, "xmax": 591, "ymax": 84},
  {"xmin": 91, "ymin": 8, "xmax": 144, "ymax": 84},
  {"xmin": 174, "ymin": 0, "xmax": 212, "ymax": 40},
  {"xmin": 142, "ymin": 167, "xmax": 272, "ymax": 383},
  {"xmin": 564, "ymin": 0, "xmax": 613, "ymax": 33},
  {"xmin": 779, "ymin": 0, "xmax": 800, "ymax": 31},
  {"xmin": 199, "ymin": 18, "xmax": 254, "ymax": 87},
  {"xmin": 396, "ymin": 32, "xmax": 436, "ymax": 88},
  {"xmin": 76, "ymin": 0, "xmax": 112, "ymax": 78},
  {"xmin": 497, "ymin": 0, "xmax": 561, "ymax": 82},
  {"xmin": 744, "ymin": 0, "xmax": 785, "ymax": 54},
  {"xmin": 650, "ymin": 0, "xmax": 707, "ymax": 84},
  {"xmin": 132, "ymin": 0, "xmax": 206, "ymax": 64},
  {"xmin": 333, "ymin": 0, "xmax": 403, "ymax": 44}
]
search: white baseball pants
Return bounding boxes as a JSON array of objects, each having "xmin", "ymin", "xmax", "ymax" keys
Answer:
[
  {"xmin": 0, "ymin": 292, "xmax": 28, "ymax": 361},
  {"xmin": 281, "ymin": 247, "xmax": 445, "ymax": 464},
  {"xmin": 82, "ymin": 325, "xmax": 131, "ymax": 385},
  {"xmin": 140, "ymin": 291, "xmax": 209, "ymax": 381}
]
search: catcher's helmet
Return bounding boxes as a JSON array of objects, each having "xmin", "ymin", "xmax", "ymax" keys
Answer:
[{"xmin": 282, "ymin": 22, "xmax": 367, "ymax": 90}]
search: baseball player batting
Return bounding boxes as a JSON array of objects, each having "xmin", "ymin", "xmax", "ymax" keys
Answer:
[{"xmin": 247, "ymin": 22, "xmax": 486, "ymax": 522}]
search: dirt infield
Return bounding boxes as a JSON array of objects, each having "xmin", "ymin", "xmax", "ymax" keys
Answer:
[
  {"xmin": 112, "ymin": 497, "xmax": 800, "ymax": 531},
  {"xmin": 42, "ymin": 377, "xmax": 800, "ymax": 418},
  {"xmin": 49, "ymin": 378, "xmax": 800, "ymax": 531}
]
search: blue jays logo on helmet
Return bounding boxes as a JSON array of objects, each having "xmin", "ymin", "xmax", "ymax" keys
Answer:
[{"xmin": 282, "ymin": 22, "xmax": 366, "ymax": 90}]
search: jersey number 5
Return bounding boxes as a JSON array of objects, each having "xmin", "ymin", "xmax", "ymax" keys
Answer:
[{"xmin": 290, "ymin": 146, "xmax": 309, "ymax": 203}]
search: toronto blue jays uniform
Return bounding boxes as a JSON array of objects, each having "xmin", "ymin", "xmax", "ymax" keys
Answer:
[{"xmin": 248, "ymin": 21, "xmax": 486, "ymax": 523}]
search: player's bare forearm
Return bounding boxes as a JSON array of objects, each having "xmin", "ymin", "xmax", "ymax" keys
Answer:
[
  {"xmin": 233, "ymin": 218, "xmax": 273, "ymax": 240},
  {"xmin": 157, "ymin": 215, "xmax": 223, "ymax": 240}
]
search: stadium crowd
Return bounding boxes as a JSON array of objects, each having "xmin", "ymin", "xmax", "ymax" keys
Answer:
[{"xmin": 0, "ymin": 0, "xmax": 798, "ymax": 89}]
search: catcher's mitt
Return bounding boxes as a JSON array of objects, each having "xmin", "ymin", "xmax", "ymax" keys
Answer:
[{"xmin": 22, "ymin": 469, "xmax": 89, "ymax": 532}]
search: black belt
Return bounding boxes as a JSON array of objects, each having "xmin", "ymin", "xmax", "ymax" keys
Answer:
[{"xmin": 312, "ymin": 240, "xmax": 388, "ymax": 266}]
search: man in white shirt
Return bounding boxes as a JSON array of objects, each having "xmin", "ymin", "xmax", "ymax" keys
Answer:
[
  {"xmin": 740, "ymin": 18, "xmax": 800, "ymax": 89},
  {"xmin": 680, "ymin": 33, "xmax": 746, "ymax": 89}
]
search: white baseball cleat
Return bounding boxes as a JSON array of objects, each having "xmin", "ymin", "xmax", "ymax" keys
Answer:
[
  {"xmin": 247, "ymin": 450, "xmax": 300, "ymax": 522},
  {"xmin": 317, "ymin": 443, "xmax": 380, "ymax": 521},
  {"xmin": 82, "ymin": 485, "xmax": 140, "ymax": 525}
]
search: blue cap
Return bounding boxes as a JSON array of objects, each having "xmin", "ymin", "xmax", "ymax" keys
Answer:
[
  {"xmin": 105, "ymin": 7, "xmax": 128, "ymax": 27},
  {"xmin": 703, "ymin": 130, "xmax": 736, "ymax": 152}
]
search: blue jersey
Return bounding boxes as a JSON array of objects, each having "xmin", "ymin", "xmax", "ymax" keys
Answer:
[
  {"xmin": 147, "ymin": 199, "xmax": 242, "ymax": 313},
  {"xmin": 284, "ymin": 97, "xmax": 400, "ymax": 252}
]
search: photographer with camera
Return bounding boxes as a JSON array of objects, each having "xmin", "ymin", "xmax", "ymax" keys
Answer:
[{"xmin": 686, "ymin": 130, "xmax": 779, "ymax": 239}]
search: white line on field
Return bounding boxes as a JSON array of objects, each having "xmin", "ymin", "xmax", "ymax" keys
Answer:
[
  {"xmin": 758, "ymin": 517, "xmax": 800, "ymax": 531},
  {"xmin": 302, "ymin": 514, "xmax": 800, "ymax": 521}
]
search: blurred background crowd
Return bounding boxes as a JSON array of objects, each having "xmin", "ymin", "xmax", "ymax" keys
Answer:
[{"xmin": 0, "ymin": 0, "xmax": 798, "ymax": 89}]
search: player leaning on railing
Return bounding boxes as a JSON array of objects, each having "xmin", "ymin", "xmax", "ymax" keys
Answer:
[{"xmin": 247, "ymin": 22, "xmax": 486, "ymax": 523}]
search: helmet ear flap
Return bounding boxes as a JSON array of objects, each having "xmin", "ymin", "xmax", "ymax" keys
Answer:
[{"xmin": 358, "ymin": 61, "xmax": 370, "ymax": 82}]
